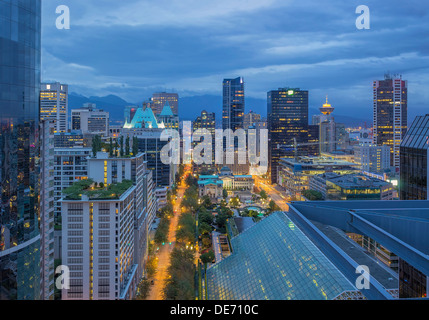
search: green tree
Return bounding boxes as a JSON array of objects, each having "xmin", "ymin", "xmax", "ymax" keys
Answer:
[
  {"xmin": 260, "ymin": 190, "xmax": 268, "ymax": 200},
  {"xmin": 125, "ymin": 136, "xmax": 130, "ymax": 156},
  {"xmin": 302, "ymin": 189, "xmax": 324, "ymax": 201},
  {"xmin": 199, "ymin": 222, "xmax": 212, "ymax": 235},
  {"xmin": 132, "ymin": 136, "xmax": 139, "ymax": 156},
  {"xmin": 136, "ymin": 280, "xmax": 151, "ymax": 300},
  {"xmin": 229, "ymin": 196, "xmax": 240, "ymax": 208},
  {"xmin": 163, "ymin": 247, "xmax": 195, "ymax": 300},
  {"xmin": 200, "ymin": 250, "xmax": 215, "ymax": 265},
  {"xmin": 109, "ymin": 137, "xmax": 113, "ymax": 157},
  {"xmin": 223, "ymin": 188, "xmax": 228, "ymax": 199},
  {"xmin": 268, "ymin": 200, "xmax": 281, "ymax": 213},
  {"xmin": 119, "ymin": 136, "xmax": 124, "ymax": 157}
]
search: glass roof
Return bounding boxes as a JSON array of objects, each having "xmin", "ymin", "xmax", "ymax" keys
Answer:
[
  {"xmin": 401, "ymin": 114, "xmax": 429, "ymax": 150},
  {"xmin": 206, "ymin": 212, "xmax": 357, "ymax": 300}
]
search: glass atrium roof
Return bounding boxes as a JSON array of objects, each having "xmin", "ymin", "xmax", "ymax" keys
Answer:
[{"xmin": 206, "ymin": 212, "xmax": 357, "ymax": 300}]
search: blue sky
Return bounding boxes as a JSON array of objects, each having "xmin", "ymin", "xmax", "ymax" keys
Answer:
[{"xmin": 41, "ymin": 0, "xmax": 429, "ymax": 120}]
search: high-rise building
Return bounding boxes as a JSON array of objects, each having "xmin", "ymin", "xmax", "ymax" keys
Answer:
[
  {"xmin": 53, "ymin": 148, "xmax": 92, "ymax": 222},
  {"xmin": 39, "ymin": 121, "xmax": 55, "ymax": 300},
  {"xmin": 268, "ymin": 88, "xmax": 309, "ymax": 184},
  {"xmin": 71, "ymin": 104, "xmax": 110, "ymax": 137},
  {"xmin": 40, "ymin": 82, "xmax": 69, "ymax": 133},
  {"xmin": 61, "ymin": 152, "xmax": 155, "ymax": 300},
  {"xmin": 152, "ymin": 92, "xmax": 179, "ymax": 115},
  {"xmin": 222, "ymin": 77, "xmax": 245, "ymax": 132},
  {"xmin": 193, "ymin": 110, "xmax": 216, "ymax": 172},
  {"xmin": 318, "ymin": 98, "xmax": 336, "ymax": 153},
  {"xmin": 400, "ymin": 114, "xmax": 429, "ymax": 201},
  {"xmin": 0, "ymin": 0, "xmax": 42, "ymax": 300},
  {"xmin": 124, "ymin": 105, "xmax": 138, "ymax": 123},
  {"xmin": 373, "ymin": 74, "xmax": 408, "ymax": 170},
  {"xmin": 243, "ymin": 111, "xmax": 261, "ymax": 130},
  {"xmin": 157, "ymin": 102, "xmax": 179, "ymax": 130},
  {"xmin": 399, "ymin": 114, "xmax": 429, "ymax": 298},
  {"xmin": 122, "ymin": 128, "xmax": 175, "ymax": 188}
]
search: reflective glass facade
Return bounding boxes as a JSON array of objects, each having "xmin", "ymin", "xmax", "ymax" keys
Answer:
[
  {"xmin": 0, "ymin": 0, "xmax": 41, "ymax": 300},
  {"xmin": 206, "ymin": 212, "xmax": 357, "ymax": 300},
  {"xmin": 222, "ymin": 77, "xmax": 244, "ymax": 132},
  {"xmin": 268, "ymin": 88, "xmax": 309, "ymax": 184}
]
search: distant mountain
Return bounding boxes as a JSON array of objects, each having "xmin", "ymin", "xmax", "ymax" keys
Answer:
[
  {"xmin": 68, "ymin": 92, "xmax": 370, "ymax": 127},
  {"xmin": 68, "ymin": 93, "xmax": 135, "ymax": 121}
]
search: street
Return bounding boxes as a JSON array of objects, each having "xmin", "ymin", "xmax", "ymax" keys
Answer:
[
  {"xmin": 147, "ymin": 165, "xmax": 191, "ymax": 300},
  {"xmin": 254, "ymin": 176, "xmax": 290, "ymax": 211}
]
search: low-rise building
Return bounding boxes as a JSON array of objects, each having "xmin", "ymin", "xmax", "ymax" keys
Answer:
[
  {"xmin": 309, "ymin": 173, "xmax": 395, "ymax": 201},
  {"xmin": 278, "ymin": 156, "xmax": 359, "ymax": 198}
]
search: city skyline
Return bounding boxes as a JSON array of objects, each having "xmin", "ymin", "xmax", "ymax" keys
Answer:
[
  {"xmin": 41, "ymin": 1, "xmax": 429, "ymax": 121},
  {"xmin": 2, "ymin": 0, "xmax": 429, "ymax": 305}
]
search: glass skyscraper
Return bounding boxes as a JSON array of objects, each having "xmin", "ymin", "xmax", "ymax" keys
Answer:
[
  {"xmin": 0, "ymin": 0, "xmax": 41, "ymax": 300},
  {"xmin": 267, "ymin": 88, "xmax": 309, "ymax": 184},
  {"xmin": 222, "ymin": 77, "xmax": 244, "ymax": 132},
  {"xmin": 373, "ymin": 74, "xmax": 408, "ymax": 170}
]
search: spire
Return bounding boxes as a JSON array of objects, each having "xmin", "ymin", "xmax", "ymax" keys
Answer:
[{"xmin": 320, "ymin": 95, "xmax": 334, "ymax": 116}]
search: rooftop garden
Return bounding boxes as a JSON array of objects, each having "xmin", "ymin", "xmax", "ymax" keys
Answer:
[{"xmin": 63, "ymin": 178, "xmax": 134, "ymax": 200}]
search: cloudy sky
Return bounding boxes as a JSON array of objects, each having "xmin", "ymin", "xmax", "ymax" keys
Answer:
[{"xmin": 41, "ymin": 0, "xmax": 429, "ymax": 120}]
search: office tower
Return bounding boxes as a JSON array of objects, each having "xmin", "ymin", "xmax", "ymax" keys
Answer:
[
  {"xmin": 399, "ymin": 115, "xmax": 429, "ymax": 298},
  {"xmin": 222, "ymin": 77, "xmax": 245, "ymax": 132},
  {"xmin": 0, "ymin": 0, "xmax": 41, "ymax": 300},
  {"xmin": 268, "ymin": 88, "xmax": 309, "ymax": 184},
  {"xmin": 122, "ymin": 128, "xmax": 175, "ymax": 188},
  {"xmin": 373, "ymin": 74, "xmax": 408, "ymax": 170},
  {"xmin": 400, "ymin": 114, "xmax": 429, "ymax": 201},
  {"xmin": 71, "ymin": 104, "xmax": 110, "ymax": 137},
  {"xmin": 307, "ymin": 125, "xmax": 320, "ymax": 157},
  {"xmin": 40, "ymin": 82, "xmax": 69, "ymax": 133},
  {"xmin": 222, "ymin": 77, "xmax": 246, "ymax": 174},
  {"xmin": 39, "ymin": 121, "xmax": 55, "ymax": 300},
  {"xmin": 61, "ymin": 152, "xmax": 155, "ymax": 300},
  {"xmin": 124, "ymin": 106, "xmax": 138, "ymax": 124},
  {"xmin": 335, "ymin": 123, "xmax": 350, "ymax": 150},
  {"xmin": 243, "ymin": 111, "xmax": 261, "ymax": 130},
  {"xmin": 193, "ymin": 110, "xmax": 216, "ymax": 172},
  {"xmin": 152, "ymin": 92, "xmax": 179, "ymax": 115},
  {"xmin": 354, "ymin": 144, "xmax": 391, "ymax": 174}
]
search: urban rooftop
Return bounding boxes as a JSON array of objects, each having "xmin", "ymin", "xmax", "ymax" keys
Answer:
[{"xmin": 63, "ymin": 178, "xmax": 134, "ymax": 201}]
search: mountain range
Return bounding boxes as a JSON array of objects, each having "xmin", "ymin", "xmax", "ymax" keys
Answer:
[{"xmin": 68, "ymin": 92, "xmax": 371, "ymax": 127}]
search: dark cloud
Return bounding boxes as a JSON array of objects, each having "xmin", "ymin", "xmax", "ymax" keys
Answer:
[{"xmin": 41, "ymin": 0, "xmax": 429, "ymax": 120}]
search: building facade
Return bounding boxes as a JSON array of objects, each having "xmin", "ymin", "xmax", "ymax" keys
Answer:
[
  {"xmin": 71, "ymin": 104, "xmax": 110, "ymax": 137},
  {"xmin": 373, "ymin": 74, "xmax": 408, "ymax": 170},
  {"xmin": 222, "ymin": 77, "xmax": 245, "ymax": 133},
  {"xmin": 353, "ymin": 144, "xmax": 391, "ymax": 174},
  {"xmin": 399, "ymin": 114, "xmax": 429, "ymax": 298},
  {"xmin": 40, "ymin": 82, "xmax": 68, "ymax": 133},
  {"xmin": 268, "ymin": 88, "xmax": 309, "ymax": 184},
  {"xmin": 152, "ymin": 92, "xmax": 179, "ymax": 116},
  {"xmin": 39, "ymin": 121, "xmax": 56, "ymax": 300},
  {"xmin": 0, "ymin": 0, "xmax": 42, "ymax": 300},
  {"xmin": 61, "ymin": 152, "xmax": 155, "ymax": 300}
]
